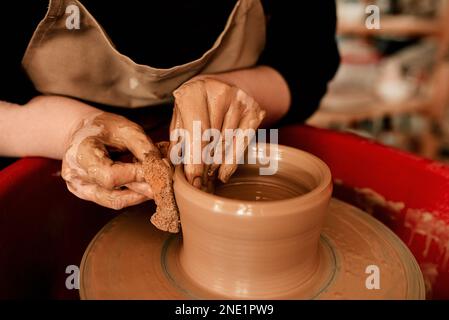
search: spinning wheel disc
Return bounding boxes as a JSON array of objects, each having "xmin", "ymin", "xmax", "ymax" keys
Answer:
[{"xmin": 80, "ymin": 199, "xmax": 425, "ymax": 299}]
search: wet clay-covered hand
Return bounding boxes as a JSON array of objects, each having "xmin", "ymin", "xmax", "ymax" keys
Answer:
[
  {"xmin": 62, "ymin": 112, "xmax": 158, "ymax": 210},
  {"xmin": 171, "ymin": 78, "xmax": 266, "ymax": 188}
]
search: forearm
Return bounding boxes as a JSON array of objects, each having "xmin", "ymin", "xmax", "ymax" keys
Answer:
[
  {"xmin": 195, "ymin": 66, "xmax": 291, "ymax": 127},
  {"xmin": 0, "ymin": 96, "xmax": 102, "ymax": 159}
]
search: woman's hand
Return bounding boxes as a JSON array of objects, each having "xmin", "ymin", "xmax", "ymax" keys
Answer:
[
  {"xmin": 62, "ymin": 112, "xmax": 157, "ymax": 210},
  {"xmin": 170, "ymin": 78, "xmax": 266, "ymax": 188}
]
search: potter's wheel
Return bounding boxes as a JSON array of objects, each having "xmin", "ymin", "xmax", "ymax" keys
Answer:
[{"xmin": 79, "ymin": 199, "xmax": 425, "ymax": 299}]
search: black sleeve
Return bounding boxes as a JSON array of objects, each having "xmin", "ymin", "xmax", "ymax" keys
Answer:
[
  {"xmin": 0, "ymin": 2, "xmax": 47, "ymax": 104},
  {"xmin": 258, "ymin": 0, "xmax": 340, "ymax": 124}
]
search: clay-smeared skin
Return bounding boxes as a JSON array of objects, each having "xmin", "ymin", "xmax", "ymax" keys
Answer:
[
  {"xmin": 143, "ymin": 150, "xmax": 180, "ymax": 233},
  {"xmin": 62, "ymin": 112, "xmax": 156, "ymax": 210},
  {"xmin": 171, "ymin": 79, "xmax": 266, "ymax": 187}
]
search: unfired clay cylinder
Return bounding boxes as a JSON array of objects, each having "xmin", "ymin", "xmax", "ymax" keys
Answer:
[
  {"xmin": 80, "ymin": 144, "xmax": 425, "ymax": 300},
  {"xmin": 173, "ymin": 144, "xmax": 333, "ymax": 298}
]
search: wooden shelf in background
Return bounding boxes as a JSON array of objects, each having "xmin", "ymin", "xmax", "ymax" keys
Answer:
[
  {"xmin": 307, "ymin": 96, "xmax": 432, "ymax": 128},
  {"xmin": 338, "ymin": 15, "xmax": 441, "ymax": 37}
]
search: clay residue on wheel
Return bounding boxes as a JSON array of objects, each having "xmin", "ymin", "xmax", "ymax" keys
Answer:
[{"xmin": 143, "ymin": 147, "xmax": 180, "ymax": 233}]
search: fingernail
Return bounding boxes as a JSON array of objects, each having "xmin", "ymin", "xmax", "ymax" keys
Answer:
[{"xmin": 193, "ymin": 177, "xmax": 202, "ymax": 189}]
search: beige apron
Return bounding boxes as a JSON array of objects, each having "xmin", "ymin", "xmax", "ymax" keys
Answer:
[{"xmin": 22, "ymin": 0, "xmax": 266, "ymax": 109}]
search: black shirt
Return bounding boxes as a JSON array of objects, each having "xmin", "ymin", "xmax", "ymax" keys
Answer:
[{"xmin": 0, "ymin": 0, "xmax": 340, "ymax": 123}]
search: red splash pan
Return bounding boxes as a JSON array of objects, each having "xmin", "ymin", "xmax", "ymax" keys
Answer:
[{"xmin": 1, "ymin": 125, "xmax": 448, "ymax": 299}]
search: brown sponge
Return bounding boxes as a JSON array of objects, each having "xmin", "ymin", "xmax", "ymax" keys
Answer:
[{"xmin": 143, "ymin": 145, "xmax": 180, "ymax": 233}]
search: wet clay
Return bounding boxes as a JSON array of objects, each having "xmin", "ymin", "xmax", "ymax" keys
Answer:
[
  {"xmin": 80, "ymin": 144, "xmax": 425, "ymax": 299},
  {"xmin": 173, "ymin": 144, "xmax": 334, "ymax": 298}
]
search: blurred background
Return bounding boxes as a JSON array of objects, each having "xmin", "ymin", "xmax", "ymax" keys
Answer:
[{"xmin": 308, "ymin": 0, "xmax": 449, "ymax": 162}]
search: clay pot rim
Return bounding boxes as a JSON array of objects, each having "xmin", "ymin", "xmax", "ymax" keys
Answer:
[{"xmin": 174, "ymin": 144, "xmax": 333, "ymax": 216}]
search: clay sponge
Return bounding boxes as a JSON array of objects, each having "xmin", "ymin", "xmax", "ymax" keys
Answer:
[{"xmin": 143, "ymin": 143, "xmax": 180, "ymax": 233}]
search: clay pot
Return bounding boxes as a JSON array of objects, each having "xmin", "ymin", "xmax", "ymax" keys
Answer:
[{"xmin": 173, "ymin": 144, "xmax": 333, "ymax": 298}]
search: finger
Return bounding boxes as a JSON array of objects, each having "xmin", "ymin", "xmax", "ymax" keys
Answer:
[
  {"xmin": 204, "ymin": 79, "xmax": 231, "ymax": 129},
  {"xmin": 91, "ymin": 113, "xmax": 158, "ymax": 162},
  {"xmin": 66, "ymin": 178, "xmax": 149, "ymax": 210},
  {"xmin": 125, "ymin": 182, "xmax": 154, "ymax": 199},
  {"xmin": 156, "ymin": 141, "xmax": 170, "ymax": 159},
  {"xmin": 77, "ymin": 137, "xmax": 146, "ymax": 189},
  {"xmin": 202, "ymin": 80, "xmax": 232, "ymax": 184},
  {"xmin": 208, "ymin": 86, "xmax": 243, "ymax": 177},
  {"xmin": 174, "ymin": 81, "xmax": 211, "ymax": 188},
  {"xmin": 219, "ymin": 91, "xmax": 266, "ymax": 182}
]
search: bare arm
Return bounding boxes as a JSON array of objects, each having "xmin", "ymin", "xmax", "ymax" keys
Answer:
[{"xmin": 0, "ymin": 96, "xmax": 101, "ymax": 159}]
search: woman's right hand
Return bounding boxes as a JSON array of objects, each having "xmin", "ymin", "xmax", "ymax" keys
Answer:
[{"xmin": 61, "ymin": 112, "xmax": 157, "ymax": 210}]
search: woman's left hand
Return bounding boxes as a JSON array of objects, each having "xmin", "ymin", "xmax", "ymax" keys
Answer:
[{"xmin": 170, "ymin": 78, "xmax": 266, "ymax": 188}]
